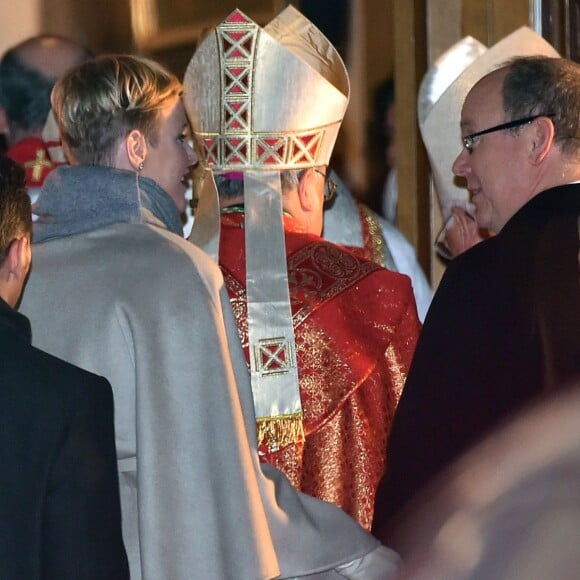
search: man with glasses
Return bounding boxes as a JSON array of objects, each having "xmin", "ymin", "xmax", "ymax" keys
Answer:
[
  {"xmin": 373, "ymin": 56, "xmax": 580, "ymax": 546},
  {"xmin": 186, "ymin": 6, "xmax": 421, "ymax": 532}
]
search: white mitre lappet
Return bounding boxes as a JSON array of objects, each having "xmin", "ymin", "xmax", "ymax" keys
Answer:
[
  {"xmin": 419, "ymin": 27, "xmax": 559, "ymax": 221},
  {"xmin": 184, "ymin": 6, "xmax": 349, "ymax": 455}
]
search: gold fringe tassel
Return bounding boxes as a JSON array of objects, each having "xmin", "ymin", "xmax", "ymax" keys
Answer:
[{"xmin": 256, "ymin": 412, "xmax": 305, "ymax": 454}]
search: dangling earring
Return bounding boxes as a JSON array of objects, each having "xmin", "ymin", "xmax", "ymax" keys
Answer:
[{"xmin": 135, "ymin": 160, "xmax": 144, "ymax": 205}]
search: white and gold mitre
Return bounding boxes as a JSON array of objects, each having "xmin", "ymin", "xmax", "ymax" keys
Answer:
[
  {"xmin": 183, "ymin": 5, "xmax": 350, "ymax": 171},
  {"xmin": 184, "ymin": 6, "xmax": 350, "ymax": 456},
  {"xmin": 418, "ymin": 36, "xmax": 487, "ymax": 220}
]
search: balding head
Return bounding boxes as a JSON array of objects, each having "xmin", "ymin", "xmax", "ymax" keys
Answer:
[
  {"xmin": 12, "ymin": 35, "xmax": 92, "ymax": 81},
  {"xmin": 0, "ymin": 35, "xmax": 93, "ymax": 143}
]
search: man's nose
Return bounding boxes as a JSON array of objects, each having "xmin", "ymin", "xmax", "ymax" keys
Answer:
[{"xmin": 452, "ymin": 148, "xmax": 470, "ymax": 177}]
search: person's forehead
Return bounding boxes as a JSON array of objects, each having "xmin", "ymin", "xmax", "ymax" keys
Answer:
[
  {"xmin": 161, "ymin": 95, "xmax": 187, "ymax": 124},
  {"xmin": 461, "ymin": 69, "xmax": 507, "ymax": 128}
]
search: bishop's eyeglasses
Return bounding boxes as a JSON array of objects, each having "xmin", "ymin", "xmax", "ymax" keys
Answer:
[{"xmin": 313, "ymin": 168, "xmax": 338, "ymax": 202}]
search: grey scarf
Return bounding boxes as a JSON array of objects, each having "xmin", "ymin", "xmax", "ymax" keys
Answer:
[{"xmin": 33, "ymin": 165, "xmax": 183, "ymax": 243}]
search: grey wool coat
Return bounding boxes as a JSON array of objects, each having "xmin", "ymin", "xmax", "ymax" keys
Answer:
[{"xmin": 21, "ymin": 165, "xmax": 393, "ymax": 580}]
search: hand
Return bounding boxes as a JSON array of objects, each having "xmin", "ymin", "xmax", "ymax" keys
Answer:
[
  {"xmin": 445, "ymin": 207, "xmax": 484, "ymax": 257},
  {"xmin": 435, "ymin": 207, "xmax": 489, "ymax": 260}
]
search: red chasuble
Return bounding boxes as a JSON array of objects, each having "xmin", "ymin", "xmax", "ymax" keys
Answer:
[
  {"xmin": 6, "ymin": 137, "xmax": 63, "ymax": 188},
  {"xmin": 219, "ymin": 211, "xmax": 420, "ymax": 529}
]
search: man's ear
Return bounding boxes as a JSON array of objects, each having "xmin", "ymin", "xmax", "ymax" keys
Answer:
[
  {"xmin": 0, "ymin": 237, "xmax": 31, "ymax": 308},
  {"xmin": 529, "ymin": 115, "xmax": 555, "ymax": 165},
  {"xmin": 8, "ymin": 237, "xmax": 31, "ymax": 281},
  {"xmin": 296, "ymin": 169, "xmax": 317, "ymax": 212},
  {"xmin": 125, "ymin": 129, "xmax": 148, "ymax": 171}
]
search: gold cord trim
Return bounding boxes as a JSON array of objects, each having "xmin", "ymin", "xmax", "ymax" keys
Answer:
[{"xmin": 360, "ymin": 205, "xmax": 387, "ymax": 267}]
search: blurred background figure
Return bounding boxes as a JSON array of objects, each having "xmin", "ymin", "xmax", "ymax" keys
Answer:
[
  {"xmin": 324, "ymin": 169, "xmax": 433, "ymax": 321},
  {"xmin": 393, "ymin": 380, "xmax": 580, "ymax": 580},
  {"xmin": 370, "ymin": 77, "xmax": 397, "ymax": 224},
  {"xmin": 417, "ymin": 34, "xmax": 488, "ymax": 261},
  {"xmin": 0, "ymin": 35, "xmax": 92, "ymax": 200},
  {"xmin": 418, "ymin": 28, "xmax": 558, "ymax": 261}
]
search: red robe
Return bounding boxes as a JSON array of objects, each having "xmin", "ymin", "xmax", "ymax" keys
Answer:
[
  {"xmin": 6, "ymin": 137, "xmax": 62, "ymax": 188},
  {"xmin": 219, "ymin": 211, "xmax": 420, "ymax": 529}
]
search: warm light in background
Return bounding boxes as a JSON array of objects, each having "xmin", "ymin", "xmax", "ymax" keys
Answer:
[{"xmin": 0, "ymin": 0, "xmax": 42, "ymax": 56}]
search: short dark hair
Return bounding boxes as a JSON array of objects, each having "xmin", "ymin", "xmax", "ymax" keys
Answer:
[
  {"xmin": 0, "ymin": 51, "xmax": 55, "ymax": 134},
  {"xmin": 0, "ymin": 155, "xmax": 32, "ymax": 265},
  {"xmin": 502, "ymin": 56, "xmax": 580, "ymax": 156},
  {"xmin": 214, "ymin": 170, "xmax": 303, "ymax": 202}
]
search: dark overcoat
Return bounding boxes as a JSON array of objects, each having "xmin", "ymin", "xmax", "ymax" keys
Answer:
[
  {"xmin": 0, "ymin": 298, "xmax": 129, "ymax": 579},
  {"xmin": 373, "ymin": 185, "xmax": 580, "ymax": 542}
]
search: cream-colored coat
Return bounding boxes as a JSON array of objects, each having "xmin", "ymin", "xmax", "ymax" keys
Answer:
[{"xmin": 21, "ymin": 216, "xmax": 393, "ymax": 579}]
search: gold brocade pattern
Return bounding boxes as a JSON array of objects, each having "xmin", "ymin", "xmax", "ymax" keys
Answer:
[
  {"xmin": 385, "ymin": 343, "xmax": 407, "ymax": 401},
  {"xmin": 297, "ymin": 322, "xmax": 353, "ymax": 428},
  {"xmin": 220, "ymin": 222, "xmax": 421, "ymax": 529},
  {"xmin": 222, "ymin": 243, "xmax": 382, "ymax": 351},
  {"xmin": 264, "ymin": 441, "xmax": 303, "ymax": 489},
  {"xmin": 300, "ymin": 370, "xmax": 394, "ymax": 530},
  {"xmin": 357, "ymin": 202, "xmax": 387, "ymax": 268},
  {"xmin": 287, "ymin": 243, "xmax": 380, "ymax": 327},
  {"xmin": 222, "ymin": 271, "xmax": 250, "ymax": 349}
]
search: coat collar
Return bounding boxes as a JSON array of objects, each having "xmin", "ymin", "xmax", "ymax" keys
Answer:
[
  {"xmin": 0, "ymin": 297, "xmax": 31, "ymax": 344},
  {"xmin": 33, "ymin": 165, "xmax": 183, "ymax": 243}
]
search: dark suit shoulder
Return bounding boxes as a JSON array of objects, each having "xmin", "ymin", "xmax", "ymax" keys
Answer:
[{"xmin": 0, "ymin": 331, "xmax": 112, "ymax": 417}]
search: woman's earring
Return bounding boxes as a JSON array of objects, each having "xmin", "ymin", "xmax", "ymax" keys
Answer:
[{"xmin": 138, "ymin": 161, "xmax": 144, "ymax": 172}]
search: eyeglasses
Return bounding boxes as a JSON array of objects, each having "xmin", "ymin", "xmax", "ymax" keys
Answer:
[
  {"xmin": 313, "ymin": 168, "xmax": 338, "ymax": 202},
  {"xmin": 462, "ymin": 114, "xmax": 553, "ymax": 152}
]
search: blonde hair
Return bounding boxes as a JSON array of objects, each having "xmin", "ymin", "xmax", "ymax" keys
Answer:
[{"xmin": 51, "ymin": 54, "xmax": 182, "ymax": 166}]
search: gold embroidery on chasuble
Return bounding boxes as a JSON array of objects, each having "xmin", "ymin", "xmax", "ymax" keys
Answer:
[
  {"xmin": 296, "ymin": 323, "xmax": 352, "ymax": 429},
  {"xmin": 264, "ymin": 441, "xmax": 303, "ymax": 488},
  {"xmin": 385, "ymin": 343, "xmax": 407, "ymax": 400},
  {"xmin": 221, "ymin": 270, "xmax": 249, "ymax": 350},
  {"xmin": 300, "ymin": 369, "xmax": 392, "ymax": 530},
  {"xmin": 222, "ymin": 241, "xmax": 383, "ymax": 352},
  {"xmin": 357, "ymin": 202, "xmax": 388, "ymax": 267},
  {"xmin": 287, "ymin": 243, "xmax": 381, "ymax": 326},
  {"xmin": 222, "ymin": 263, "xmax": 371, "ymax": 433},
  {"xmin": 220, "ymin": 234, "xmax": 408, "ymax": 528}
]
